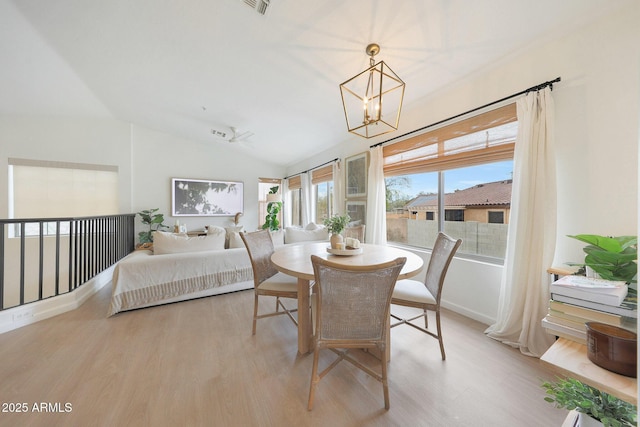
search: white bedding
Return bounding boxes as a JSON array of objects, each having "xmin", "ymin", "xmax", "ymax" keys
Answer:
[{"xmin": 108, "ymin": 247, "xmax": 254, "ymax": 316}]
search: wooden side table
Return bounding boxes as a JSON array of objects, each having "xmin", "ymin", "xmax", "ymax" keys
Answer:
[{"xmin": 541, "ymin": 337, "xmax": 637, "ymax": 406}]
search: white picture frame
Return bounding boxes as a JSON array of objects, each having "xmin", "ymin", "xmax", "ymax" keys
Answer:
[
  {"xmin": 346, "ymin": 201, "xmax": 366, "ymax": 225},
  {"xmin": 172, "ymin": 178, "xmax": 243, "ymax": 216},
  {"xmin": 345, "ymin": 152, "xmax": 368, "ymax": 198}
]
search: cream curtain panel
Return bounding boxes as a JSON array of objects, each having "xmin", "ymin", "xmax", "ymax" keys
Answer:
[
  {"xmin": 281, "ymin": 179, "xmax": 291, "ymax": 228},
  {"xmin": 300, "ymin": 172, "xmax": 312, "ymax": 226},
  {"xmin": 485, "ymin": 87, "xmax": 557, "ymax": 357},
  {"xmin": 332, "ymin": 161, "xmax": 345, "ymax": 215},
  {"xmin": 366, "ymin": 146, "xmax": 387, "ymax": 245}
]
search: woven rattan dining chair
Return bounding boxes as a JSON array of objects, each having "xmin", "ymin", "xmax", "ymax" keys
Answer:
[
  {"xmin": 343, "ymin": 224, "xmax": 365, "ymax": 242},
  {"xmin": 390, "ymin": 232, "xmax": 462, "ymax": 360},
  {"xmin": 307, "ymin": 255, "xmax": 406, "ymax": 411},
  {"xmin": 241, "ymin": 230, "xmax": 300, "ymax": 335}
]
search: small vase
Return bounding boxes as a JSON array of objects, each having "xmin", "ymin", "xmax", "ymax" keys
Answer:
[{"xmin": 330, "ymin": 233, "xmax": 343, "ymax": 249}]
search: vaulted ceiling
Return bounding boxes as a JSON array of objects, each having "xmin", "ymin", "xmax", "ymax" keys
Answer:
[{"xmin": 0, "ymin": 0, "xmax": 628, "ymax": 166}]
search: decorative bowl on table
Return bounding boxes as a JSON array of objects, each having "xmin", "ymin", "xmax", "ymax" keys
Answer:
[
  {"xmin": 326, "ymin": 246, "xmax": 363, "ymax": 256},
  {"xmin": 585, "ymin": 322, "xmax": 637, "ymax": 377}
]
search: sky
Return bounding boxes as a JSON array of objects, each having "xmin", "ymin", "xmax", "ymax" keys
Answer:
[{"xmin": 389, "ymin": 160, "xmax": 514, "ymax": 198}]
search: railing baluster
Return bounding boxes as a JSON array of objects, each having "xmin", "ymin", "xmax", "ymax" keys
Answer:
[
  {"xmin": 39, "ymin": 221, "xmax": 44, "ymax": 300},
  {"xmin": 20, "ymin": 222, "xmax": 25, "ymax": 305},
  {"xmin": 55, "ymin": 220, "xmax": 60, "ymax": 297},
  {"xmin": 69, "ymin": 220, "xmax": 74, "ymax": 293},
  {"xmin": 0, "ymin": 223, "xmax": 4, "ymax": 310}
]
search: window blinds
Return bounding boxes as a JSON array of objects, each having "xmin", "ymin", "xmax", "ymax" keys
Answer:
[{"xmin": 382, "ymin": 103, "xmax": 517, "ymax": 176}]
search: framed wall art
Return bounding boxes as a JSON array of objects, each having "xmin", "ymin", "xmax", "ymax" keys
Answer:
[
  {"xmin": 345, "ymin": 152, "xmax": 368, "ymax": 198},
  {"xmin": 346, "ymin": 201, "xmax": 366, "ymax": 225},
  {"xmin": 172, "ymin": 178, "xmax": 243, "ymax": 216}
]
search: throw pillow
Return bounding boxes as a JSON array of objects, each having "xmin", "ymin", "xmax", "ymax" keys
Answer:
[
  {"xmin": 153, "ymin": 230, "xmax": 225, "ymax": 255},
  {"xmin": 284, "ymin": 226, "xmax": 329, "ymax": 244},
  {"xmin": 269, "ymin": 229, "xmax": 285, "ymax": 247}
]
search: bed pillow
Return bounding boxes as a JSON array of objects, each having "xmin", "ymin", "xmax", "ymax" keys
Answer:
[
  {"xmin": 284, "ymin": 226, "xmax": 329, "ymax": 244},
  {"xmin": 223, "ymin": 226, "xmax": 244, "ymax": 248},
  {"xmin": 269, "ymin": 229, "xmax": 285, "ymax": 247},
  {"xmin": 228, "ymin": 231, "xmax": 245, "ymax": 249},
  {"xmin": 153, "ymin": 230, "xmax": 225, "ymax": 254}
]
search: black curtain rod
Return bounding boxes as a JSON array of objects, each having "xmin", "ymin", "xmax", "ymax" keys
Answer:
[
  {"xmin": 284, "ymin": 157, "xmax": 340, "ymax": 180},
  {"xmin": 370, "ymin": 76, "xmax": 561, "ymax": 149}
]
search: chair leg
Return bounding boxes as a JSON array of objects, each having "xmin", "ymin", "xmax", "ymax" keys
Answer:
[
  {"xmin": 252, "ymin": 293, "xmax": 259, "ymax": 335},
  {"xmin": 423, "ymin": 308, "xmax": 429, "ymax": 329},
  {"xmin": 380, "ymin": 343, "xmax": 390, "ymax": 410},
  {"xmin": 308, "ymin": 348, "xmax": 321, "ymax": 410},
  {"xmin": 436, "ymin": 310, "xmax": 445, "ymax": 360},
  {"xmin": 275, "ymin": 296, "xmax": 280, "ymax": 313}
]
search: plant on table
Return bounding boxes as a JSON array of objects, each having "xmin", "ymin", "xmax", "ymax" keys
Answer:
[
  {"xmin": 323, "ymin": 214, "xmax": 351, "ymax": 235},
  {"xmin": 542, "ymin": 377, "xmax": 637, "ymax": 427},
  {"xmin": 323, "ymin": 214, "xmax": 351, "ymax": 249},
  {"xmin": 137, "ymin": 208, "xmax": 169, "ymax": 244}
]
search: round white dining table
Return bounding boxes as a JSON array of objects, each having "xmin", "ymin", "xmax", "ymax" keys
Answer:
[{"xmin": 271, "ymin": 242, "xmax": 424, "ymax": 355}]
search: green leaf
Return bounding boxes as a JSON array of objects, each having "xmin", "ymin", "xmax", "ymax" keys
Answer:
[{"xmin": 569, "ymin": 235, "xmax": 624, "ymax": 253}]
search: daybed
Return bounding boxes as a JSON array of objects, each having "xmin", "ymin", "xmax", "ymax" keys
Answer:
[{"xmin": 108, "ymin": 224, "xmax": 330, "ymax": 316}]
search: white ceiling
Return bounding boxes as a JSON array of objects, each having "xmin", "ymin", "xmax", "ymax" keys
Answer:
[{"xmin": 0, "ymin": 0, "xmax": 628, "ymax": 166}]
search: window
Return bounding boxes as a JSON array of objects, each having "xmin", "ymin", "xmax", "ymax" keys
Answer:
[
  {"xmin": 287, "ymin": 175, "xmax": 304, "ymax": 227},
  {"xmin": 314, "ymin": 181, "xmax": 334, "ymax": 223},
  {"xmin": 258, "ymin": 178, "xmax": 282, "ymax": 229},
  {"xmin": 8, "ymin": 158, "xmax": 118, "ymax": 236},
  {"xmin": 445, "ymin": 209, "xmax": 464, "ymax": 221},
  {"xmin": 383, "ymin": 104, "xmax": 517, "ymax": 261},
  {"xmin": 488, "ymin": 211, "xmax": 504, "ymax": 224},
  {"xmin": 311, "ymin": 164, "xmax": 334, "ymax": 223}
]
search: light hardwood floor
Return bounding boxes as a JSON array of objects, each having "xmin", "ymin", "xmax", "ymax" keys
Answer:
[{"xmin": 0, "ymin": 284, "xmax": 568, "ymax": 427}]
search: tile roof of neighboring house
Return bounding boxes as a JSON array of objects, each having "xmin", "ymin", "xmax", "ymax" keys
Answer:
[
  {"xmin": 405, "ymin": 179, "xmax": 512, "ymax": 209},
  {"xmin": 404, "ymin": 193, "xmax": 437, "ymax": 209}
]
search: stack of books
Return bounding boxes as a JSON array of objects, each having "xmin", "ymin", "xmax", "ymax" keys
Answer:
[{"xmin": 542, "ymin": 275, "xmax": 637, "ymax": 344}]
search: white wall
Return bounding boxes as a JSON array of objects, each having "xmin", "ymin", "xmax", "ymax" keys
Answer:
[
  {"xmin": 0, "ymin": 117, "xmax": 286, "ymax": 234},
  {"xmin": 0, "ymin": 116, "xmax": 133, "ymax": 214},
  {"xmin": 287, "ymin": 4, "xmax": 640, "ymax": 325},
  {"xmin": 130, "ymin": 125, "xmax": 286, "ymax": 235}
]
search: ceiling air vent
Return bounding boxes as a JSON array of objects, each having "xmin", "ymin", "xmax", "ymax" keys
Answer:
[{"xmin": 243, "ymin": 0, "xmax": 271, "ymax": 15}]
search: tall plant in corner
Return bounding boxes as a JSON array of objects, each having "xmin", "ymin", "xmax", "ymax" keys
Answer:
[
  {"xmin": 262, "ymin": 186, "xmax": 282, "ymax": 231},
  {"xmin": 137, "ymin": 208, "xmax": 169, "ymax": 244}
]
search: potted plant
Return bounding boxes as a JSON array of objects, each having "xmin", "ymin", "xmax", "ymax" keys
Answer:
[
  {"xmin": 137, "ymin": 208, "xmax": 169, "ymax": 246},
  {"xmin": 542, "ymin": 377, "xmax": 637, "ymax": 427},
  {"xmin": 262, "ymin": 186, "xmax": 282, "ymax": 231},
  {"xmin": 567, "ymin": 235, "xmax": 637, "ymax": 289},
  {"xmin": 323, "ymin": 214, "xmax": 351, "ymax": 249}
]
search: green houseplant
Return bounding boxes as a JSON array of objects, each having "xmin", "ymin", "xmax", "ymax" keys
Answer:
[
  {"xmin": 542, "ymin": 377, "xmax": 637, "ymax": 427},
  {"xmin": 323, "ymin": 214, "xmax": 351, "ymax": 235},
  {"xmin": 262, "ymin": 186, "xmax": 282, "ymax": 231},
  {"xmin": 567, "ymin": 234, "xmax": 637, "ymax": 286},
  {"xmin": 323, "ymin": 214, "xmax": 351, "ymax": 249},
  {"xmin": 137, "ymin": 208, "xmax": 169, "ymax": 245}
]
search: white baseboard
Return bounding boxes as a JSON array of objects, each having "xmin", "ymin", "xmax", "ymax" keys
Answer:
[
  {"xmin": 0, "ymin": 265, "xmax": 114, "ymax": 335},
  {"xmin": 441, "ymin": 299, "xmax": 495, "ymax": 326}
]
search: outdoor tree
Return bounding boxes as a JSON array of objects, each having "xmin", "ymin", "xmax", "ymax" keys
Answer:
[{"xmin": 385, "ymin": 176, "xmax": 412, "ymax": 211}]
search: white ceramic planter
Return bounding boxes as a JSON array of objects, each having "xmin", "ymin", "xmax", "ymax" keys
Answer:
[{"xmin": 578, "ymin": 412, "xmax": 604, "ymax": 427}]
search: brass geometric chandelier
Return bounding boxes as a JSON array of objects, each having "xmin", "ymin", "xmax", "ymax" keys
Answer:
[{"xmin": 340, "ymin": 43, "xmax": 405, "ymax": 139}]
